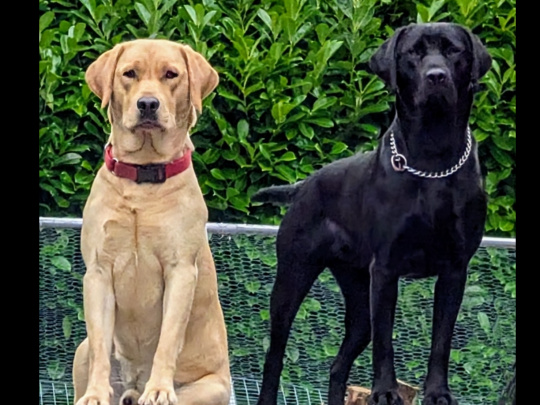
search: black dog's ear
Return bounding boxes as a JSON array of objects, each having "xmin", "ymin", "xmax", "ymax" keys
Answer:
[
  {"xmin": 463, "ymin": 26, "xmax": 492, "ymax": 81},
  {"xmin": 369, "ymin": 26, "xmax": 409, "ymax": 90}
]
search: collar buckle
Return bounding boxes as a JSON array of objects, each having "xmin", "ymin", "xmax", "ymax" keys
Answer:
[{"xmin": 135, "ymin": 164, "xmax": 167, "ymax": 184}]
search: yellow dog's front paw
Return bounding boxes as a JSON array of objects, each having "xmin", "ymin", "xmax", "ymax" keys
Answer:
[
  {"xmin": 138, "ymin": 383, "xmax": 177, "ymax": 405},
  {"xmin": 76, "ymin": 386, "xmax": 113, "ymax": 405}
]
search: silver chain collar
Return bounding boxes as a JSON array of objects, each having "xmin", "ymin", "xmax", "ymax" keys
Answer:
[{"xmin": 389, "ymin": 127, "xmax": 472, "ymax": 178}]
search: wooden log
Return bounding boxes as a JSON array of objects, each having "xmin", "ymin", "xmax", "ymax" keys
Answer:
[{"xmin": 345, "ymin": 380, "xmax": 420, "ymax": 405}]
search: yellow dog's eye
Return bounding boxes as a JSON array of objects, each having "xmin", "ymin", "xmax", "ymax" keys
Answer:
[
  {"xmin": 165, "ymin": 71, "xmax": 179, "ymax": 79},
  {"xmin": 123, "ymin": 70, "xmax": 136, "ymax": 78}
]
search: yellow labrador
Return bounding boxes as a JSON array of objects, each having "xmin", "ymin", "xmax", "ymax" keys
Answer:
[{"xmin": 72, "ymin": 39, "xmax": 230, "ymax": 405}]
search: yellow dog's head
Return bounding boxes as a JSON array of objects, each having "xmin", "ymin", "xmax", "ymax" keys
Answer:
[{"xmin": 85, "ymin": 39, "xmax": 218, "ymax": 161}]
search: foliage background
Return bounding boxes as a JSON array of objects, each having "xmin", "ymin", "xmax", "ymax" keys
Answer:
[{"xmin": 39, "ymin": 0, "xmax": 516, "ymax": 236}]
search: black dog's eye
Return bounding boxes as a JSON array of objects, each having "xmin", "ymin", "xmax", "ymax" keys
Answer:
[
  {"xmin": 407, "ymin": 47, "xmax": 423, "ymax": 57},
  {"xmin": 165, "ymin": 71, "xmax": 178, "ymax": 79},
  {"xmin": 446, "ymin": 46, "xmax": 461, "ymax": 56},
  {"xmin": 123, "ymin": 69, "xmax": 136, "ymax": 78}
]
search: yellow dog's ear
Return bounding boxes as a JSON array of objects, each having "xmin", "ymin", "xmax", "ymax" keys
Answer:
[
  {"xmin": 85, "ymin": 43, "xmax": 125, "ymax": 109},
  {"xmin": 179, "ymin": 44, "xmax": 219, "ymax": 114}
]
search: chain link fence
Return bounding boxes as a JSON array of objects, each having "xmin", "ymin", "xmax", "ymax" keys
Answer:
[{"xmin": 39, "ymin": 218, "xmax": 515, "ymax": 405}]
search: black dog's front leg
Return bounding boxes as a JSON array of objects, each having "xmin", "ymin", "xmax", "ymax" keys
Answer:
[
  {"xmin": 423, "ymin": 269, "xmax": 467, "ymax": 405},
  {"xmin": 369, "ymin": 261, "xmax": 403, "ymax": 405}
]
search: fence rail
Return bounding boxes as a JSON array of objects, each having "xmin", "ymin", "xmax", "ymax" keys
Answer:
[{"xmin": 39, "ymin": 217, "xmax": 516, "ymax": 248}]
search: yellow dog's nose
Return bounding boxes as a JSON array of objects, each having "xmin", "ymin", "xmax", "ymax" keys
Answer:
[{"xmin": 137, "ymin": 97, "xmax": 160, "ymax": 117}]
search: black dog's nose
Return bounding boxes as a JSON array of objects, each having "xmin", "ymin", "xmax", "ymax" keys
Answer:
[
  {"xmin": 137, "ymin": 97, "xmax": 160, "ymax": 115},
  {"xmin": 426, "ymin": 68, "xmax": 447, "ymax": 85}
]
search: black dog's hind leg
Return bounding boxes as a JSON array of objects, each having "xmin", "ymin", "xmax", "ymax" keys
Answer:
[
  {"xmin": 256, "ymin": 259, "xmax": 325, "ymax": 405},
  {"xmin": 328, "ymin": 266, "xmax": 372, "ymax": 405},
  {"xmin": 423, "ymin": 268, "xmax": 467, "ymax": 405},
  {"xmin": 368, "ymin": 261, "xmax": 403, "ymax": 405}
]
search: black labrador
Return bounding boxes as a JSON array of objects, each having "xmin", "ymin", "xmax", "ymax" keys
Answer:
[{"xmin": 252, "ymin": 23, "xmax": 491, "ymax": 405}]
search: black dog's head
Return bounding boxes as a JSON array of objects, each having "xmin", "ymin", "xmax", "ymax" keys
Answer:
[{"xmin": 370, "ymin": 23, "xmax": 491, "ymax": 111}]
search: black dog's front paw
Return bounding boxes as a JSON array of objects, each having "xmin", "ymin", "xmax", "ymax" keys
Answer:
[
  {"xmin": 368, "ymin": 389, "xmax": 404, "ymax": 405},
  {"xmin": 422, "ymin": 389, "xmax": 457, "ymax": 405}
]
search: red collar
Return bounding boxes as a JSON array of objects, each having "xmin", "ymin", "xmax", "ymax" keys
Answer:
[{"xmin": 104, "ymin": 143, "xmax": 192, "ymax": 184}]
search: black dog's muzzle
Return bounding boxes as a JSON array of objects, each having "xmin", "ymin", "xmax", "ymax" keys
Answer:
[{"xmin": 426, "ymin": 67, "xmax": 448, "ymax": 85}]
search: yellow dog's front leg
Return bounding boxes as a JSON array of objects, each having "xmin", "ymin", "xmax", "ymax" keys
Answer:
[
  {"xmin": 138, "ymin": 262, "xmax": 198, "ymax": 405},
  {"xmin": 75, "ymin": 263, "xmax": 116, "ymax": 405}
]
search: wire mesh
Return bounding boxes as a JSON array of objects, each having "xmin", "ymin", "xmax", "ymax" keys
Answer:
[{"xmin": 39, "ymin": 224, "xmax": 515, "ymax": 405}]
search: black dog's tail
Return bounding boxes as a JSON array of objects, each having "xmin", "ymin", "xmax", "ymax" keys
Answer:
[{"xmin": 251, "ymin": 181, "xmax": 304, "ymax": 206}]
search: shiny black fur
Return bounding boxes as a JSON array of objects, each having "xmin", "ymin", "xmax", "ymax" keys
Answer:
[{"xmin": 253, "ymin": 23, "xmax": 491, "ymax": 405}]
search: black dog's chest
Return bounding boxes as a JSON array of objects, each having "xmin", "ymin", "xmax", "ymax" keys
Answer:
[
  {"xmin": 389, "ymin": 212, "xmax": 456, "ymax": 278},
  {"xmin": 365, "ymin": 179, "xmax": 469, "ymax": 277}
]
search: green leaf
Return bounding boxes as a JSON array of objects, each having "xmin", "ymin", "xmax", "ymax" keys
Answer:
[
  {"xmin": 205, "ymin": 177, "xmax": 225, "ymax": 190},
  {"xmin": 245, "ymin": 281, "xmax": 261, "ymax": 293},
  {"xmin": 226, "ymin": 187, "xmax": 240, "ymax": 199},
  {"xmin": 229, "ymin": 195, "xmax": 249, "ymax": 213},
  {"xmin": 285, "ymin": 129, "xmax": 297, "ymax": 140},
  {"xmin": 478, "ymin": 311, "xmax": 491, "ymax": 334},
  {"xmin": 222, "ymin": 148, "xmax": 240, "ymax": 161},
  {"xmin": 62, "ymin": 316, "xmax": 72, "ymax": 339},
  {"xmin": 80, "ymin": 0, "xmax": 97, "ymax": 21},
  {"xmin": 184, "ymin": 5, "xmax": 198, "ymax": 25},
  {"xmin": 303, "ymin": 297, "xmax": 321, "ymax": 312},
  {"xmin": 323, "ymin": 342, "xmax": 339, "ymax": 357},
  {"xmin": 134, "ymin": 3, "xmax": 151, "ymax": 26},
  {"xmin": 499, "ymin": 219, "xmax": 514, "ymax": 232},
  {"xmin": 47, "ymin": 361, "xmax": 66, "ymax": 380},
  {"xmin": 489, "ymin": 146, "xmax": 513, "ymax": 167},
  {"xmin": 315, "ymin": 23, "xmax": 330, "ymax": 43},
  {"xmin": 322, "ymin": 40, "xmax": 343, "ymax": 62},
  {"xmin": 257, "ymin": 9, "xmax": 272, "ymax": 32},
  {"xmin": 312, "ymin": 97, "xmax": 337, "ymax": 112},
  {"xmin": 286, "ymin": 346, "xmax": 300, "ymax": 363},
  {"xmin": 357, "ymin": 103, "xmax": 390, "ymax": 116},
  {"xmin": 491, "ymin": 133, "xmax": 514, "ymax": 151},
  {"xmin": 201, "ymin": 149, "xmax": 221, "ymax": 165},
  {"xmin": 245, "ymin": 82, "xmax": 265, "ymax": 97},
  {"xmin": 450, "ymin": 349, "xmax": 462, "ymax": 363},
  {"xmin": 51, "ymin": 256, "xmax": 71, "ymax": 272},
  {"xmin": 40, "ymin": 11, "xmax": 55, "ymax": 33},
  {"xmin": 202, "ymin": 10, "xmax": 217, "ymax": 27},
  {"xmin": 271, "ymin": 101, "xmax": 297, "ymax": 124},
  {"xmin": 278, "ymin": 151, "xmax": 296, "ymax": 162},
  {"xmin": 237, "ymin": 120, "xmax": 249, "ymax": 140},
  {"xmin": 428, "ymin": 0, "xmax": 446, "ymax": 20},
  {"xmin": 217, "ymin": 88, "xmax": 243, "ymax": 103},
  {"xmin": 210, "ymin": 168, "xmax": 227, "ymax": 180},
  {"xmin": 53, "ymin": 153, "xmax": 82, "ymax": 167},
  {"xmin": 417, "ymin": 4, "xmax": 429, "ymax": 23},
  {"xmin": 298, "ymin": 122, "xmax": 315, "ymax": 139},
  {"xmin": 74, "ymin": 172, "xmax": 94, "ymax": 185},
  {"xmin": 305, "ymin": 117, "xmax": 334, "ymax": 128},
  {"xmin": 293, "ymin": 22, "xmax": 312, "ymax": 46},
  {"xmin": 275, "ymin": 164, "xmax": 296, "ymax": 183},
  {"xmin": 330, "ymin": 142, "xmax": 348, "ymax": 155},
  {"xmin": 73, "ymin": 23, "xmax": 86, "ymax": 42}
]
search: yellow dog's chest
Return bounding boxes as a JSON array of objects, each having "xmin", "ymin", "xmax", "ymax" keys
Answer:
[{"xmin": 102, "ymin": 218, "xmax": 165, "ymax": 310}]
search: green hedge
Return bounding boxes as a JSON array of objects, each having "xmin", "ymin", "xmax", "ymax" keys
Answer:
[{"xmin": 39, "ymin": 0, "xmax": 515, "ymax": 236}]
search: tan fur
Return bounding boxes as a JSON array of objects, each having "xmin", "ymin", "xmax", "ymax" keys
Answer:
[{"xmin": 73, "ymin": 39, "xmax": 230, "ymax": 405}]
